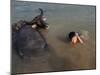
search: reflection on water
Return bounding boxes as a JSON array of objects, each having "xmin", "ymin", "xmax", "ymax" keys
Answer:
[{"xmin": 11, "ymin": 1, "xmax": 96, "ymax": 74}]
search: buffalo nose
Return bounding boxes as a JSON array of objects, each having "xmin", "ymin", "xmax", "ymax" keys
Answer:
[{"xmin": 45, "ymin": 25, "xmax": 49, "ymax": 29}]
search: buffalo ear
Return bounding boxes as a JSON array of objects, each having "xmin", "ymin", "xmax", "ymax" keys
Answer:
[{"xmin": 32, "ymin": 24, "xmax": 37, "ymax": 29}]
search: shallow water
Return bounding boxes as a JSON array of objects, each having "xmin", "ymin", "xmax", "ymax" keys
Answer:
[{"xmin": 11, "ymin": 1, "xmax": 96, "ymax": 74}]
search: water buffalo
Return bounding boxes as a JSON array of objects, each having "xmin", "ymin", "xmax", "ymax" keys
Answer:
[
  {"xmin": 12, "ymin": 8, "xmax": 49, "ymax": 58},
  {"xmin": 12, "ymin": 8, "xmax": 49, "ymax": 31}
]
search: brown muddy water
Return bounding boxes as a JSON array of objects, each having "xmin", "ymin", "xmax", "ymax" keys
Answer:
[{"xmin": 11, "ymin": 1, "xmax": 96, "ymax": 74}]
